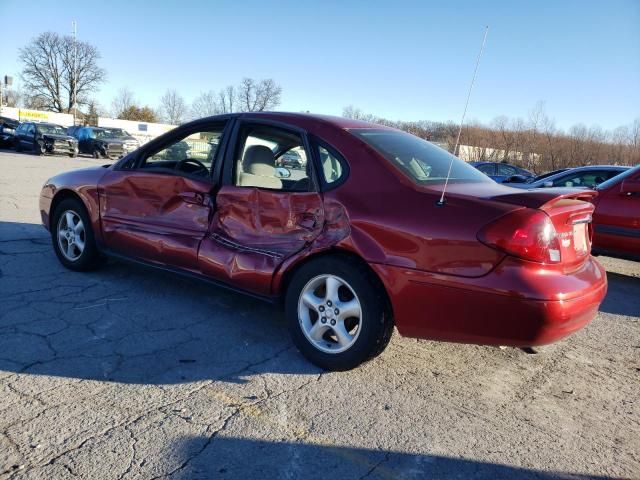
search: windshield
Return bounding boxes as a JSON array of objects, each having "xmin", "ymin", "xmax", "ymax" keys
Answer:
[
  {"xmin": 350, "ymin": 128, "xmax": 491, "ymax": 184},
  {"xmin": 96, "ymin": 128, "xmax": 127, "ymax": 139},
  {"xmin": 37, "ymin": 124, "xmax": 67, "ymax": 135},
  {"xmin": 597, "ymin": 165, "xmax": 640, "ymax": 190}
]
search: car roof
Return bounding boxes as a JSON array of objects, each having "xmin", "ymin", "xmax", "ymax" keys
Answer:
[
  {"xmin": 185, "ymin": 112, "xmax": 395, "ymax": 132},
  {"xmin": 560, "ymin": 165, "xmax": 629, "ymax": 171}
]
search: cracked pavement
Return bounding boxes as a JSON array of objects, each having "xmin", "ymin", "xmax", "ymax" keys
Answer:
[{"xmin": 0, "ymin": 150, "xmax": 639, "ymax": 479}]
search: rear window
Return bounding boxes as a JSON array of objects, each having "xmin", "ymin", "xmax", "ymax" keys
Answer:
[{"xmin": 350, "ymin": 128, "xmax": 491, "ymax": 184}]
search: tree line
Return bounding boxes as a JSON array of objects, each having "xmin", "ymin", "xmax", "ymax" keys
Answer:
[
  {"xmin": 6, "ymin": 32, "xmax": 283, "ymax": 124},
  {"xmin": 343, "ymin": 105, "xmax": 639, "ymax": 172},
  {"xmin": 108, "ymin": 78, "xmax": 282, "ymax": 124}
]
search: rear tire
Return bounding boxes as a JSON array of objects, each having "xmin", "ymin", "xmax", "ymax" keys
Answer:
[
  {"xmin": 51, "ymin": 198, "xmax": 103, "ymax": 271},
  {"xmin": 285, "ymin": 256, "xmax": 393, "ymax": 371},
  {"xmin": 34, "ymin": 141, "xmax": 44, "ymax": 156}
]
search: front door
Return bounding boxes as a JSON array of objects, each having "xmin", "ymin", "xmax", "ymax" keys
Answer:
[
  {"xmin": 98, "ymin": 121, "xmax": 227, "ymax": 271},
  {"xmin": 199, "ymin": 121, "xmax": 324, "ymax": 295},
  {"xmin": 22, "ymin": 124, "xmax": 35, "ymax": 150}
]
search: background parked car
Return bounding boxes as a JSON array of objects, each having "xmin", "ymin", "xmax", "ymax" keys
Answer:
[
  {"xmin": 276, "ymin": 149, "xmax": 305, "ymax": 169},
  {"xmin": 73, "ymin": 126, "xmax": 140, "ymax": 159},
  {"xmin": 0, "ymin": 117, "xmax": 19, "ymax": 148},
  {"xmin": 591, "ymin": 165, "xmax": 640, "ymax": 261},
  {"xmin": 469, "ymin": 161, "xmax": 535, "ymax": 183},
  {"xmin": 14, "ymin": 122, "xmax": 78, "ymax": 157},
  {"xmin": 509, "ymin": 165, "xmax": 629, "ymax": 189}
]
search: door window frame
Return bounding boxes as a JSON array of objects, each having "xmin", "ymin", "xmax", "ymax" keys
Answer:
[
  {"xmin": 222, "ymin": 117, "xmax": 320, "ymax": 192},
  {"xmin": 114, "ymin": 118, "xmax": 233, "ymax": 185},
  {"xmin": 309, "ymin": 135, "xmax": 350, "ymax": 191}
]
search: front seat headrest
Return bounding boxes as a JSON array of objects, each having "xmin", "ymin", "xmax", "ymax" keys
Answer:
[{"xmin": 243, "ymin": 145, "xmax": 275, "ymax": 175}]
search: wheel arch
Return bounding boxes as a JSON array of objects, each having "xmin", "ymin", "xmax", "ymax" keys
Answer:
[
  {"xmin": 275, "ymin": 248, "xmax": 395, "ymax": 322},
  {"xmin": 49, "ymin": 189, "xmax": 101, "ymax": 244}
]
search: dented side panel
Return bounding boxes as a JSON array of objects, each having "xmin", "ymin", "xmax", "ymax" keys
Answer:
[
  {"xmin": 199, "ymin": 186, "xmax": 325, "ymax": 295},
  {"xmin": 99, "ymin": 170, "xmax": 212, "ymax": 270}
]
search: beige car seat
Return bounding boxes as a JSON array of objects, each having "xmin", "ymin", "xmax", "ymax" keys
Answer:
[{"xmin": 238, "ymin": 145, "xmax": 282, "ymax": 189}]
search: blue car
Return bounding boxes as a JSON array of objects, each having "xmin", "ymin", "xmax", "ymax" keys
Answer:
[
  {"xmin": 508, "ymin": 165, "xmax": 630, "ymax": 189},
  {"xmin": 469, "ymin": 161, "xmax": 535, "ymax": 183}
]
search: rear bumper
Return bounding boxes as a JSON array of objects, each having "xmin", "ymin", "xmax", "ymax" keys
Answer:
[{"xmin": 371, "ymin": 256, "xmax": 607, "ymax": 346}]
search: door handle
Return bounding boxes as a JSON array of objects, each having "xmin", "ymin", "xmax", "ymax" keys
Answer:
[{"xmin": 179, "ymin": 192, "xmax": 205, "ymax": 205}]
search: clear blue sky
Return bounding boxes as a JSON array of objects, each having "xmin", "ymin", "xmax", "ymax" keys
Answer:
[{"xmin": 0, "ymin": 0, "xmax": 638, "ymax": 130}]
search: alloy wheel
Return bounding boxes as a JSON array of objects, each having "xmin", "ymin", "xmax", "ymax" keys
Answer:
[
  {"xmin": 57, "ymin": 210, "xmax": 86, "ymax": 261},
  {"xmin": 298, "ymin": 274, "xmax": 362, "ymax": 354}
]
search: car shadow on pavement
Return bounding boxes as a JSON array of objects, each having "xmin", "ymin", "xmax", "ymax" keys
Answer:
[
  {"xmin": 599, "ymin": 272, "xmax": 640, "ymax": 317},
  {"xmin": 0, "ymin": 221, "xmax": 321, "ymax": 385},
  {"xmin": 159, "ymin": 435, "xmax": 611, "ymax": 480}
]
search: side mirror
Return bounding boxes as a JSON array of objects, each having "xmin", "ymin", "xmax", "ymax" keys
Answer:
[
  {"xmin": 620, "ymin": 179, "xmax": 640, "ymax": 196},
  {"xmin": 275, "ymin": 167, "xmax": 291, "ymax": 179},
  {"xmin": 543, "ymin": 181, "xmax": 553, "ymax": 188}
]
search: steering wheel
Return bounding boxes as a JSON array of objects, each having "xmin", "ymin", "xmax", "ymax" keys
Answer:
[{"xmin": 175, "ymin": 158, "xmax": 208, "ymax": 176}]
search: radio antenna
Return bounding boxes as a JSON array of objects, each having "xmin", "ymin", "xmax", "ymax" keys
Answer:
[{"xmin": 437, "ymin": 26, "xmax": 489, "ymax": 206}]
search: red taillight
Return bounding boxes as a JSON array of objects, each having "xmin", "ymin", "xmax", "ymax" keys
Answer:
[{"xmin": 478, "ymin": 209, "xmax": 562, "ymax": 264}]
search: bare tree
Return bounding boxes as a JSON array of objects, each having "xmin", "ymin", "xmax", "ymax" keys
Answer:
[
  {"xmin": 191, "ymin": 90, "xmax": 218, "ymax": 119},
  {"xmin": 111, "ymin": 87, "xmax": 135, "ymax": 118},
  {"xmin": 18, "ymin": 32, "xmax": 105, "ymax": 113},
  {"xmin": 159, "ymin": 89, "xmax": 187, "ymax": 124},
  {"xmin": 217, "ymin": 85, "xmax": 236, "ymax": 114},
  {"xmin": 236, "ymin": 78, "xmax": 282, "ymax": 112},
  {"xmin": 342, "ymin": 105, "xmax": 376, "ymax": 122}
]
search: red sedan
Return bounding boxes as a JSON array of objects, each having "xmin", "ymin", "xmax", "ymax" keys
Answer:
[
  {"xmin": 591, "ymin": 165, "xmax": 640, "ymax": 261},
  {"xmin": 39, "ymin": 113, "xmax": 607, "ymax": 370}
]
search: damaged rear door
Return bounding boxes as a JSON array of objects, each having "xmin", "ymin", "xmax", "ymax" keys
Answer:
[{"xmin": 199, "ymin": 120, "xmax": 324, "ymax": 295}]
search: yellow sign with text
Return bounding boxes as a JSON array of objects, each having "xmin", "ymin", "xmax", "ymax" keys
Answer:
[{"xmin": 19, "ymin": 109, "xmax": 50, "ymax": 121}]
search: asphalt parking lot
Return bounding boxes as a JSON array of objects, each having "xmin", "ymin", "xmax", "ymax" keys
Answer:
[{"xmin": 0, "ymin": 149, "xmax": 638, "ymax": 479}]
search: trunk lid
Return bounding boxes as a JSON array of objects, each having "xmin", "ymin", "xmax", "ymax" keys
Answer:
[{"xmin": 435, "ymin": 183, "xmax": 597, "ymax": 268}]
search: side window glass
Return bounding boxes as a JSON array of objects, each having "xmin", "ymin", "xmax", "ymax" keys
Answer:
[
  {"xmin": 235, "ymin": 124, "xmax": 312, "ymax": 192},
  {"xmin": 477, "ymin": 164, "xmax": 495, "ymax": 175},
  {"xmin": 140, "ymin": 127, "xmax": 225, "ymax": 179},
  {"xmin": 497, "ymin": 164, "xmax": 516, "ymax": 176},
  {"xmin": 554, "ymin": 173, "xmax": 592, "ymax": 187},
  {"xmin": 317, "ymin": 144, "xmax": 346, "ymax": 184}
]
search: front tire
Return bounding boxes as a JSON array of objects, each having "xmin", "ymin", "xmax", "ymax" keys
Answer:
[
  {"xmin": 51, "ymin": 198, "xmax": 102, "ymax": 271},
  {"xmin": 34, "ymin": 141, "xmax": 44, "ymax": 156},
  {"xmin": 285, "ymin": 256, "xmax": 393, "ymax": 371}
]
